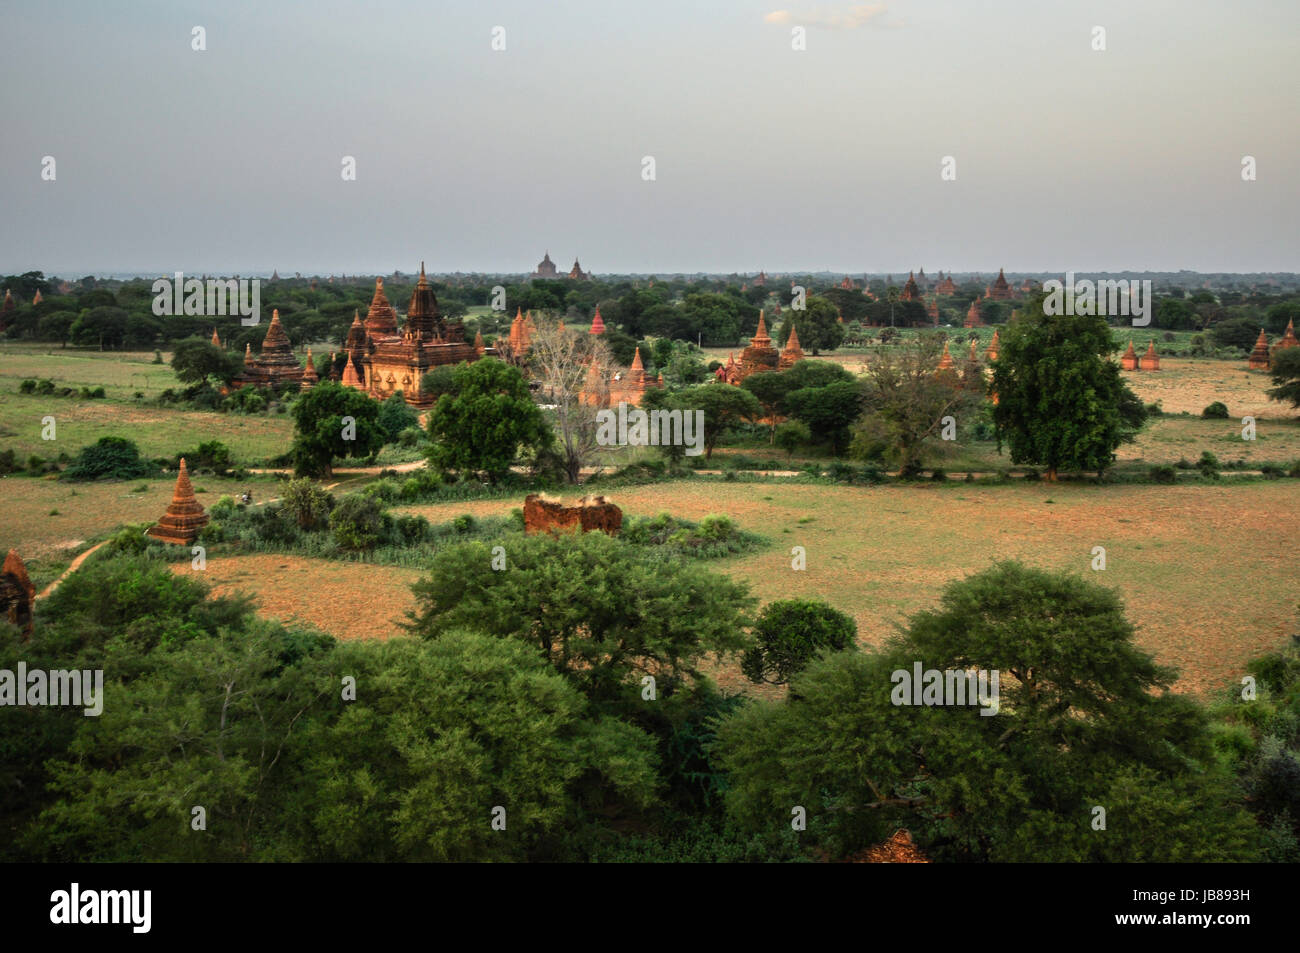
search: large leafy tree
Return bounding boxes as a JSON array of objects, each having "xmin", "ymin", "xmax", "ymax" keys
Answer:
[
  {"xmin": 171, "ymin": 336, "xmax": 240, "ymax": 386},
  {"xmin": 776, "ymin": 296, "xmax": 844, "ymax": 355},
  {"xmin": 405, "ymin": 531, "xmax": 754, "ymax": 707},
  {"xmin": 851, "ymin": 334, "xmax": 981, "ymax": 475},
  {"xmin": 783, "ymin": 380, "xmax": 863, "ymax": 455},
  {"xmin": 1266, "ymin": 347, "xmax": 1300, "ymax": 412},
  {"xmin": 302, "ymin": 632, "xmax": 659, "ymax": 862},
  {"xmin": 990, "ymin": 292, "xmax": 1146, "ymax": 480},
  {"xmin": 426, "ymin": 357, "xmax": 552, "ymax": 482},
  {"xmin": 290, "ymin": 381, "xmax": 385, "ymax": 477},
  {"xmin": 669, "ymin": 383, "xmax": 763, "ymax": 460},
  {"xmin": 716, "ymin": 562, "xmax": 1260, "ymax": 862}
]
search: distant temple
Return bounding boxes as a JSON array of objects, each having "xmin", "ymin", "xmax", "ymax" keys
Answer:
[
  {"xmin": 530, "ymin": 251, "xmax": 590, "ymax": 280},
  {"xmin": 900, "ymin": 271, "xmax": 921, "ymax": 303},
  {"xmin": 987, "ymin": 268, "xmax": 1013, "ymax": 301},
  {"xmin": 964, "ymin": 298, "xmax": 983, "ymax": 328},
  {"xmin": 716, "ymin": 312, "xmax": 804, "ymax": 385},
  {"xmin": 1248, "ymin": 330, "xmax": 1270, "ymax": 370},
  {"xmin": 936, "ymin": 272, "xmax": 957, "ymax": 296}
]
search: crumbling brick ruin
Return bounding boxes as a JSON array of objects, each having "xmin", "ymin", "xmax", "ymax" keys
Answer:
[{"xmin": 523, "ymin": 493, "xmax": 622, "ymax": 536}]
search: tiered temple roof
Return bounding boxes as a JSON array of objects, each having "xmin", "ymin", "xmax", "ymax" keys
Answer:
[
  {"xmin": 964, "ymin": 298, "xmax": 982, "ymax": 328},
  {"xmin": 145, "ymin": 459, "xmax": 210, "ymax": 545},
  {"xmin": 1278, "ymin": 319, "xmax": 1299, "ymax": 351},
  {"xmin": 779, "ymin": 322, "xmax": 804, "ymax": 369},
  {"xmin": 738, "ymin": 311, "xmax": 780, "ymax": 380},
  {"xmin": 589, "ymin": 305, "xmax": 606, "ymax": 335},
  {"xmin": 234, "ymin": 310, "xmax": 304, "ymax": 388},
  {"xmin": 985, "ymin": 329, "xmax": 1000, "ymax": 362},
  {"xmin": 364, "ymin": 277, "xmax": 400, "ymax": 339},
  {"xmin": 900, "ymin": 271, "xmax": 921, "ymax": 302},
  {"xmin": 1121, "ymin": 340, "xmax": 1138, "ymax": 370},
  {"xmin": 1248, "ymin": 329, "xmax": 1270, "ymax": 370},
  {"xmin": 936, "ymin": 273, "xmax": 958, "ymax": 295},
  {"xmin": 988, "ymin": 268, "xmax": 1012, "ymax": 300},
  {"xmin": 1140, "ymin": 340, "xmax": 1160, "ymax": 371}
]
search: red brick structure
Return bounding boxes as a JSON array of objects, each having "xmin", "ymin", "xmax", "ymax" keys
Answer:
[
  {"xmin": 1, "ymin": 549, "xmax": 36, "ymax": 640},
  {"xmin": 1140, "ymin": 340, "xmax": 1160, "ymax": 371},
  {"xmin": 568, "ymin": 258, "xmax": 590, "ymax": 281},
  {"xmin": 531, "ymin": 251, "xmax": 558, "ymax": 279},
  {"xmin": 146, "ymin": 459, "xmax": 209, "ymax": 545},
  {"xmin": 1121, "ymin": 340, "xmax": 1139, "ymax": 371},
  {"xmin": 233, "ymin": 309, "xmax": 304, "ymax": 390},
  {"xmin": 301, "ymin": 347, "xmax": 319, "ymax": 390},
  {"xmin": 1277, "ymin": 319, "xmax": 1299, "ymax": 352},
  {"xmin": 589, "ymin": 305, "xmax": 606, "ymax": 336},
  {"xmin": 779, "ymin": 323, "xmax": 804, "ymax": 369},
  {"xmin": 936, "ymin": 272, "xmax": 957, "ymax": 296},
  {"xmin": 964, "ymin": 298, "xmax": 983, "ymax": 328},
  {"xmin": 988, "ymin": 268, "xmax": 1013, "ymax": 300},
  {"xmin": 900, "ymin": 271, "xmax": 921, "ymax": 302},
  {"xmin": 523, "ymin": 494, "xmax": 622, "ymax": 536},
  {"xmin": 1248, "ymin": 329, "xmax": 1271, "ymax": 370},
  {"xmin": 737, "ymin": 311, "xmax": 780, "ymax": 380}
]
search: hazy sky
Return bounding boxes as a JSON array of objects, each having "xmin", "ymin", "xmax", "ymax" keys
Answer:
[{"xmin": 2, "ymin": 0, "xmax": 1297, "ymax": 275}]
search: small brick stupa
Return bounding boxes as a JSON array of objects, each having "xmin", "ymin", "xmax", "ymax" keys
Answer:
[
  {"xmin": 146, "ymin": 459, "xmax": 209, "ymax": 545},
  {"xmin": 1140, "ymin": 340, "xmax": 1160, "ymax": 371},
  {"xmin": 738, "ymin": 311, "xmax": 780, "ymax": 380},
  {"xmin": 988, "ymin": 267, "xmax": 1013, "ymax": 300},
  {"xmin": 1277, "ymin": 319, "xmax": 1299, "ymax": 352},
  {"xmin": 301, "ymin": 347, "xmax": 319, "ymax": 389},
  {"xmin": 1121, "ymin": 340, "xmax": 1139, "ymax": 370},
  {"xmin": 1, "ymin": 549, "xmax": 36, "ymax": 640},
  {"xmin": 1247, "ymin": 330, "xmax": 1270, "ymax": 370},
  {"xmin": 233, "ymin": 309, "xmax": 304, "ymax": 389},
  {"xmin": 985, "ymin": 328, "xmax": 1000, "ymax": 363},
  {"xmin": 964, "ymin": 298, "xmax": 982, "ymax": 328},
  {"xmin": 779, "ymin": 322, "xmax": 804, "ymax": 369},
  {"xmin": 589, "ymin": 305, "xmax": 606, "ymax": 336}
]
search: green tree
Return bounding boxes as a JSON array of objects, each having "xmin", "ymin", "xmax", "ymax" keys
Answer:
[
  {"xmin": 851, "ymin": 334, "xmax": 980, "ymax": 475},
  {"xmin": 279, "ymin": 477, "xmax": 334, "ymax": 529},
  {"xmin": 426, "ymin": 358, "xmax": 552, "ymax": 482},
  {"xmin": 1266, "ymin": 347, "xmax": 1300, "ymax": 412},
  {"xmin": 63, "ymin": 436, "xmax": 153, "ymax": 481},
  {"xmin": 302, "ymin": 632, "xmax": 658, "ymax": 861},
  {"xmin": 171, "ymin": 337, "xmax": 240, "ymax": 386},
  {"xmin": 991, "ymin": 293, "xmax": 1146, "ymax": 480},
  {"xmin": 783, "ymin": 380, "xmax": 863, "ymax": 455},
  {"xmin": 776, "ymin": 297, "xmax": 844, "ymax": 355},
  {"xmin": 405, "ymin": 531, "xmax": 754, "ymax": 706},
  {"xmin": 36, "ymin": 310, "xmax": 77, "ymax": 347},
  {"xmin": 716, "ymin": 562, "xmax": 1260, "ymax": 861},
  {"xmin": 290, "ymin": 381, "xmax": 385, "ymax": 477},
  {"xmin": 376, "ymin": 392, "xmax": 420, "ymax": 443},
  {"xmin": 670, "ymin": 383, "xmax": 763, "ymax": 460},
  {"xmin": 741, "ymin": 599, "xmax": 857, "ymax": 685}
]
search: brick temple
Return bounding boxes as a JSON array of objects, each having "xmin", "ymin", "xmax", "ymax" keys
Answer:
[{"xmin": 146, "ymin": 459, "xmax": 210, "ymax": 545}]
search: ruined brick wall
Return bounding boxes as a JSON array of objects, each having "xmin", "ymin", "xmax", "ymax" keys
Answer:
[{"xmin": 523, "ymin": 494, "xmax": 622, "ymax": 536}]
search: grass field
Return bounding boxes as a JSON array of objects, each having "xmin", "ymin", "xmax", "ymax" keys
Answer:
[
  {"xmin": 151, "ymin": 478, "xmax": 1296, "ymax": 700},
  {"xmin": 0, "ymin": 344, "xmax": 179, "ymax": 399}
]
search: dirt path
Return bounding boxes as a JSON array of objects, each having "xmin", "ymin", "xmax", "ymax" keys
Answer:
[{"xmin": 36, "ymin": 540, "xmax": 108, "ymax": 600}]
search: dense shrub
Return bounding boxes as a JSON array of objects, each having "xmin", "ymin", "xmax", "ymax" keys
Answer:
[
  {"xmin": 1202, "ymin": 401, "xmax": 1230, "ymax": 419},
  {"xmin": 330, "ymin": 493, "xmax": 384, "ymax": 551},
  {"xmin": 1148, "ymin": 464, "xmax": 1178, "ymax": 484},
  {"xmin": 63, "ymin": 436, "xmax": 154, "ymax": 481},
  {"xmin": 1198, "ymin": 451, "xmax": 1221, "ymax": 479}
]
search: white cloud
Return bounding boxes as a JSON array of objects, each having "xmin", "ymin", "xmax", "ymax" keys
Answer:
[{"xmin": 764, "ymin": 4, "xmax": 897, "ymax": 30}]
